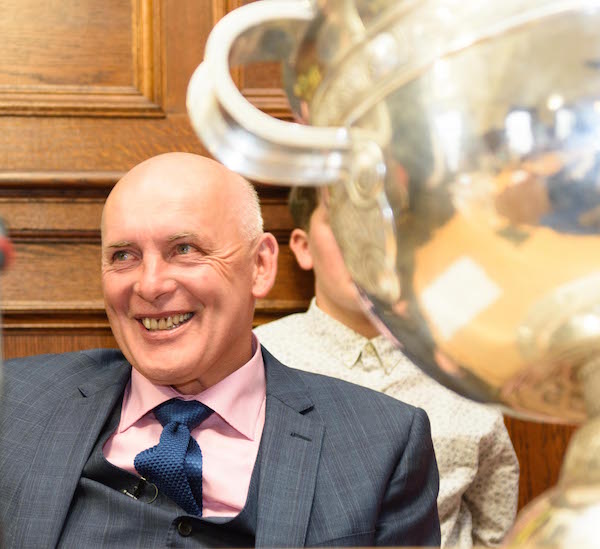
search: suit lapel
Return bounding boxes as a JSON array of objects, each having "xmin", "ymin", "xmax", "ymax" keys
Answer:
[
  {"xmin": 255, "ymin": 348, "xmax": 325, "ymax": 548},
  {"xmin": 16, "ymin": 355, "xmax": 130, "ymax": 548},
  {"xmin": 12, "ymin": 348, "xmax": 321, "ymax": 547}
]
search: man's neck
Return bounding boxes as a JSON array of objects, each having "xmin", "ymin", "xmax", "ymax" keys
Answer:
[{"xmin": 314, "ymin": 298, "xmax": 381, "ymax": 339}]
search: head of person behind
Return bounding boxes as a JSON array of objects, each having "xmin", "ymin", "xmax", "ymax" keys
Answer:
[
  {"xmin": 288, "ymin": 186, "xmax": 380, "ymax": 339},
  {"xmin": 101, "ymin": 152, "xmax": 278, "ymax": 393}
]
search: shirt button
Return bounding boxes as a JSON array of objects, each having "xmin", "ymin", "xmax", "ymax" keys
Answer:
[{"xmin": 177, "ymin": 519, "xmax": 193, "ymax": 537}]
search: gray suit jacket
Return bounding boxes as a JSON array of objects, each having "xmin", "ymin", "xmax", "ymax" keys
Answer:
[{"xmin": 0, "ymin": 347, "xmax": 440, "ymax": 548}]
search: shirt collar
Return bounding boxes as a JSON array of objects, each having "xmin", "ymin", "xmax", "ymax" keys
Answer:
[
  {"xmin": 119, "ymin": 334, "xmax": 265, "ymax": 440},
  {"xmin": 370, "ymin": 333, "xmax": 403, "ymax": 374},
  {"xmin": 304, "ymin": 298, "xmax": 396, "ymax": 375}
]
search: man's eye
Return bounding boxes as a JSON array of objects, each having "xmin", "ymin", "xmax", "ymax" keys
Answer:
[
  {"xmin": 112, "ymin": 250, "xmax": 131, "ymax": 262},
  {"xmin": 176, "ymin": 243, "xmax": 193, "ymax": 255}
]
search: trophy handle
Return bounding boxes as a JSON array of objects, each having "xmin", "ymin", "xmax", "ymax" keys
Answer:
[{"xmin": 187, "ymin": 0, "xmax": 382, "ymax": 187}]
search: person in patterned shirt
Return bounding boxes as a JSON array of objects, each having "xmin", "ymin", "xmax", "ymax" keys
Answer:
[{"xmin": 255, "ymin": 186, "xmax": 520, "ymax": 548}]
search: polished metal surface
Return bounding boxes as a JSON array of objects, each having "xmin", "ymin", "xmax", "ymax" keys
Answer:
[
  {"xmin": 188, "ymin": 0, "xmax": 600, "ymax": 423},
  {"xmin": 187, "ymin": 1, "xmax": 600, "ymax": 544}
]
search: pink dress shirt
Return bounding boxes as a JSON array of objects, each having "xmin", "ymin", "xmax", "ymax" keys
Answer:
[{"xmin": 103, "ymin": 336, "xmax": 266, "ymax": 517}]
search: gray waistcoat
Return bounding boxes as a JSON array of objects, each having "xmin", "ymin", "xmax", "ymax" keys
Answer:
[{"xmin": 58, "ymin": 399, "xmax": 259, "ymax": 548}]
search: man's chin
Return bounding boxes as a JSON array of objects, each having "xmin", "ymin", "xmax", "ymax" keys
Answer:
[
  {"xmin": 137, "ymin": 368, "xmax": 194, "ymax": 389},
  {"xmin": 129, "ymin": 354, "xmax": 192, "ymax": 385}
]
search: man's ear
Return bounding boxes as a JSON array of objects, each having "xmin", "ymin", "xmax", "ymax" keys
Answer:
[
  {"xmin": 252, "ymin": 233, "xmax": 279, "ymax": 299},
  {"xmin": 289, "ymin": 228, "xmax": 313, "ymax": 271}
]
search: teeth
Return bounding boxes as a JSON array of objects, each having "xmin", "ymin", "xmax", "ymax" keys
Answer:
[{"xmin": 142, "ymin": 313, "xmax": 192, "ymax": 331}]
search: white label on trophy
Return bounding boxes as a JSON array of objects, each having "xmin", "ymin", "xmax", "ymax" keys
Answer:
[{"xmin": 421, "ymin": 256, "xmax": 501, "ymax": 340}]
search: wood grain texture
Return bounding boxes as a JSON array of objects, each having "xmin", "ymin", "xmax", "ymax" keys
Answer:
[
  {"xmin": 0, "ymin": 0, "xmax": 165, "ymax": 117},
  {"xmin": 3, "ymin": 330, "xmax": 117, "ymax": 360},
  {"xmin": 504, "ymin": 416, "xmax": 576, "ymax": 511},
  {"xmin": 0, "ymin": 0, "xmax": 132, "ymax": 88},
  {"xmin": 0, "ymin": 114, "xmax": 205, "ymax": 171},
  {"xmin": 0, "ymin": 197, "xmax": 104, "ymax": 234}
]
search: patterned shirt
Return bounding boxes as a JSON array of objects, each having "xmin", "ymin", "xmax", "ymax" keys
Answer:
[{"xmin": 254, "ymin": 299, "xmax": 519, "ymax": 548}]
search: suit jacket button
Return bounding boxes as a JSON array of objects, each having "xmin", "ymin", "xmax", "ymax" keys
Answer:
[{"xmin": 177, "ymin": 519, "xmax": 193, "ymax": 537}]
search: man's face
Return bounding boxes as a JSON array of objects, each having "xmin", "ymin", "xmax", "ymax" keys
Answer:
[
  {"xmin": 101, "ymin": 161, "xmax": 259, "ymax": 393},
  {"xmin": 305, "ymin": 202, "xmax": 366, "ymax": 320}
]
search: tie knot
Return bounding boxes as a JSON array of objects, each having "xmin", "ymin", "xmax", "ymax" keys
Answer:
[{"xmin": 153, "ymin": 398, "xmax": 213, "ymax": 430}]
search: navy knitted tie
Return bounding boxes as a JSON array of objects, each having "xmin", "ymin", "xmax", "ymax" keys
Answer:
[{"xmin": 134, "ymin": 398, "xmax": 213, "ymax": 515}]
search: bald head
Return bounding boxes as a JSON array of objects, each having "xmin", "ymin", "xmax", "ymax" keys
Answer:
[
  {"xmin": 100, "ymin": 152, "xmax": 279, "ymax": 392},
  {"xmin": 102, "ymin": 152, "xmax": 263, "ymax": 244}
]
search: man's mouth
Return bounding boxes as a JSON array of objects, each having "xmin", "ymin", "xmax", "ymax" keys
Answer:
[{"xmin": 140, "ymin": 313, "xmax": 194, "ymax": 331}]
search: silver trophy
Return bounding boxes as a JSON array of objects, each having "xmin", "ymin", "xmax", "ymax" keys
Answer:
[{"xmin": 187, "ymin": 0, "xmax": 600, "ymax": 545}]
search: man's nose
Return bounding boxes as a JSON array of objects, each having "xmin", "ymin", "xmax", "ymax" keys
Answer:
[{"xmin": 133, "ymin": 257, "xmax": 177, "ymax": 301}]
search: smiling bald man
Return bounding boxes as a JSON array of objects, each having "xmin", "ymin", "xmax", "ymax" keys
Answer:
[{"xmin": 0, "ymin": 152, "xmax": 441, "ymax": 548}]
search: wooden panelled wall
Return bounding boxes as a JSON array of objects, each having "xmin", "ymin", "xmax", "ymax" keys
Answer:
[{"xmin": 0, "ymin": 0, "xmax": 576, "ymax": 513}]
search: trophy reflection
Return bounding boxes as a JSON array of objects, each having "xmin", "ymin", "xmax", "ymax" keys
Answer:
[{"xmin": 187, "ymin": 0, "xmax": 600, "ymax": 545}]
